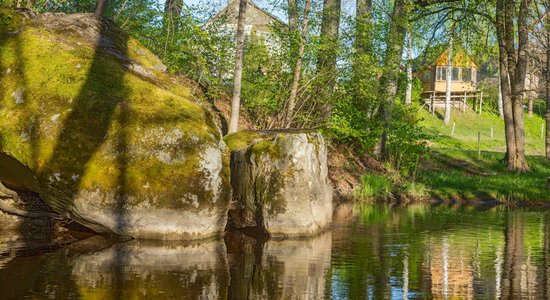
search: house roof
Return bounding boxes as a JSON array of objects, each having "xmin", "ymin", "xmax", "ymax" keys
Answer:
[
  {"xmin": 413, "ymin": 44, "xmax": 478, "ymax": 70},
  {"xmin": 206, "ymin": 0, "xmax": 286, "ymax": 30}
]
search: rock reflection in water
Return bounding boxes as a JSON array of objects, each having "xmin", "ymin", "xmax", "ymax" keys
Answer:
[
  {"xmin": 71, "ymin": 238, "xmax": 229, "ymax": 299},
  {"xmin": 0, "ymin": 236, "xmax": 115, "ymax": 299},
  {"xmin": 0, "ymin": 235, "xmax": 229, "ymax": 299},
  {"xmin": 226, "ymin": 231, "xmax": 332, "ymax": 300}
]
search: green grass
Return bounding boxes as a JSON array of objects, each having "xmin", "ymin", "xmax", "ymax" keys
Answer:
[
  {"xmin": 357, "ymin": 173, "xmax": 430, "ymax": 202},
  {"xmin": 418, "ymin": 150, "xmax": 550, "ymax": 202},
  {"xmin": 419, "ymin": 108, "xmax": 546, "ymax": 155},
  {"xmin": 356, "ymin": 174, "xmax": 393, "ymax": 200},
  {"xmin": 415, "ymin": 107, "xmax": 550, "ymax": 203}
]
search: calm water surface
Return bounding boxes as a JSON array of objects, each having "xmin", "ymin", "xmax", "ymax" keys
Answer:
[{"xmin": 2, "ymin": 204, "xmax": 550, "ymax": 299}]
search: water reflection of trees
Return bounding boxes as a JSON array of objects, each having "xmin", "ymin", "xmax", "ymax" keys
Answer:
[
  {"xmin": 327, "ymin": 205, "xmax": 550, "ymax": 299},
  {"xmin": 2, "ymin": 207, "xmax": 550, "ymax": 299}
]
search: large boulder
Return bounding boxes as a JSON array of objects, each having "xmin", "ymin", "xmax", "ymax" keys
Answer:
[
  {"xmin": 225, "ymin": 130, "xmax": 333, "ymax": 237},
  {"xmin": 0, "ymin": 10, "xmax": 231, "ymax": 240}
]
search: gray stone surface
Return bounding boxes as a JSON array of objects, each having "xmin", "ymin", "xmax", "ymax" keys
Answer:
[{"xmin": 227, "ymin": 130, "xmax": 333, "ymax": 237}]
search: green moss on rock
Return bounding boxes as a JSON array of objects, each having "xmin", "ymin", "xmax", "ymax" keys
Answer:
[
  {"xmin": 0, "ymin": 10, "xmax": 231, "ymax": 240},
  {"xmin": 224, "ymin": 130, "xmax": 265, "ymax": 152}
]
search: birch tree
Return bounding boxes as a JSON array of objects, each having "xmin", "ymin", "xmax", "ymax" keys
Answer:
[
  {"xmin": 405, "ymin": 28, "xmax": 413, "ymax": 106},
  {"xmin": 228, "ymin": 0, "xmax": 247, "ymax": 134},
  {"xmin": 444, "ymin": 36, "xmax": 453, "ymax": 124}
]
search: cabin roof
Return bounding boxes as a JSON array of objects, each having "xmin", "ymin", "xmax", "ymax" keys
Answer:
[{"xmin": 413, "ymin": 44, "xmax": 478, "ymax": 70}]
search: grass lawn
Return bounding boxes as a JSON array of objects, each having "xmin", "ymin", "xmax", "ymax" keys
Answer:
[
  {"xmin": 415, "ymin": 107, "xmax": 550, "ymax": 203},
  {"xmin": 418, "ymin": 108, "xmax": 546, "ymax": 155}
]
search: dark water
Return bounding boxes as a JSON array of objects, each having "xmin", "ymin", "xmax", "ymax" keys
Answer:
[{"xmin": 2, "ymin": 204, "xmax": 550, "ymax": 299}]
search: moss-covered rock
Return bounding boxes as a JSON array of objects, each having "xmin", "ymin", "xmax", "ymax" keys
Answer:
[
  {"xmin": 226, "ymin": 130, "xmax": 333, "ymax": 237},
  {"xmin": 0, "ymin": 10, "xmax": 231, "ymax": 240}
]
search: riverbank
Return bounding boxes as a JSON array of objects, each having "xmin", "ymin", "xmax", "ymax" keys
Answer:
[
  {"xmin": 348, "ymin": 108, "xmax": 549, "ymax": 205},
  {"xmin": 418, "ymin": 149, "xmax": 550, "ymax": 204}
]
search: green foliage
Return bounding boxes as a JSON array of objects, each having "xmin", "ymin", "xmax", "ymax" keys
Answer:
[
  {"xmin": 241, "ymin": 33, "xmax": 290, "ymax": 127},
  {"xmin": 386, "ymin": 105, "xmax": 430, "ymax": 176},
  {"xmin": 325, "ymin": 89, "xmax": 381, "ymax": 151},
  {"xmin": 357, "ymin": 174, "xmax": 393, "ymax": 200}
]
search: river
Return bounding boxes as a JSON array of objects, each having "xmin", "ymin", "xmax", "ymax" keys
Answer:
[{"xmin": 1, "ymin": 204, "xmax": 550, "ymax": 299}]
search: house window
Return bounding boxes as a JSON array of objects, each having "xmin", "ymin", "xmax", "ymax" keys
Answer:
[
  {"xmin": 462, "ymin": 68, "xmax": 471, "ymax": 82},
  {"xmin": 436, "ymin": 66, "xmax": 446, "ymax": 81},
  {"xmin": 452, "ymin": 67, "xmax": 460, "ymax": 81}
]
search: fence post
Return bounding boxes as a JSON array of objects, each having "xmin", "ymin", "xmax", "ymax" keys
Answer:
[
  {"xmin": 479, "ymin": 91, "xmax": 483, "ymax": 115},
  {"xmin": 463, "ymin": 92, "xmax": 466, "ymax": 113},
  {"xmin": 431, "ymin": 93, "xmax": 435, "ymax": 115},
  {"xmin": 478, "ymin": 131, "xmax": 481, "ymax": 159},
  {"xmin": 452, "ymin": 122, "xmax": 456, "ymax": 137}
]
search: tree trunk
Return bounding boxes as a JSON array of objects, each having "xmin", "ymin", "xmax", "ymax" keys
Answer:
[
  {"xmin": 354, "ymin": 0, "xmax": 372, "ymax": 83},
  {"xmin": 283, "ymin": 0, "xmax": 311, "ymax": 128},
  {"xmin": 26, "ymin": 0, "xmax": 33, "ymax": 9},
  {"xmin": 165, "ymin": 0, "xmax": 183, "ymax": 16},
  {"xmin": 377, "ymin": 0, "xmax": 408, "ymax": 159},
  {"xmin": 16, "ymin": 0, "xmax": 21, "ymax": 8},
  {"xmin": 528, "ymin": 96, "xmax": 534, "ymax": 117},
  {"xmin": 496, "ymin": 0, "xmax": 516, "ymax": 168},
  {"xmin": 162, "ymin": 0, "xmax": 184, "ymax": 54},
  {"xmin": 444, "ymin": 37, "xmax": 452, "ymax": 124},
  {"xmin": 510, "ymin": 0, "xmax": 529, "ymax": 172},
  {"xmin": 317, "ymin": 0, "xmax": 341, "ymax": 120},
  {"xmin": 498, "ymin": 72, "xmax": 504, "ymax": 118},
  {"xmin": 405, "ymin": 28, "xmax": 413, "ymax": 106},
  {"xmin": 356, "ymin": 0, "xmax": 372, "ymax": 55},
  {"xmin": 288, "ymin": 0, "xmax": 299, "ymax": 34},
  {"xmin": 495, "ymin": 0, "xmax": 529, "ymax": 172},
  {"xmin": 318, "ymin": 0, "xmax": 341, "ymax": 74},
  {"xmin": 164, "ymin": 0, "xmax": 183, "ymax": 30},
  {"xmin": 546, "ymin": 10, "xmax": 550, "ymax": 159},
  {"xmin": 94, "ymin": 0, "xmax": 108, "ymax": 17},
  {"xmin": 228, "ymin": 0, "xmax": 248, "ymax": 134}
]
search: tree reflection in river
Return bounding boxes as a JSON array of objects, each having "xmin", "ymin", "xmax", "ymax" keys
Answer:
[
  {"xmin": 2, "ymin": 205, "xmax": 550, "ymax": 299},
  {"xmin": 327, "ymin": 204, "xmax": 550, "ymax": 299}
]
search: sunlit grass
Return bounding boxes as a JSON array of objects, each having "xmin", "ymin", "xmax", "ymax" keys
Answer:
[
  {"xmin": 418, "ymin": 108, "xmax": 546, "ymax": 155},
  {"xmin": 416, "ymin": 107, "xmax": 550, "ymax": 203}
]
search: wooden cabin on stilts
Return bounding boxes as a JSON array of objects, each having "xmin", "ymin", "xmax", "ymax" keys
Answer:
[{"xmin": 414, "ymin": 47, "xmax": 481, "ymax": 114}]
